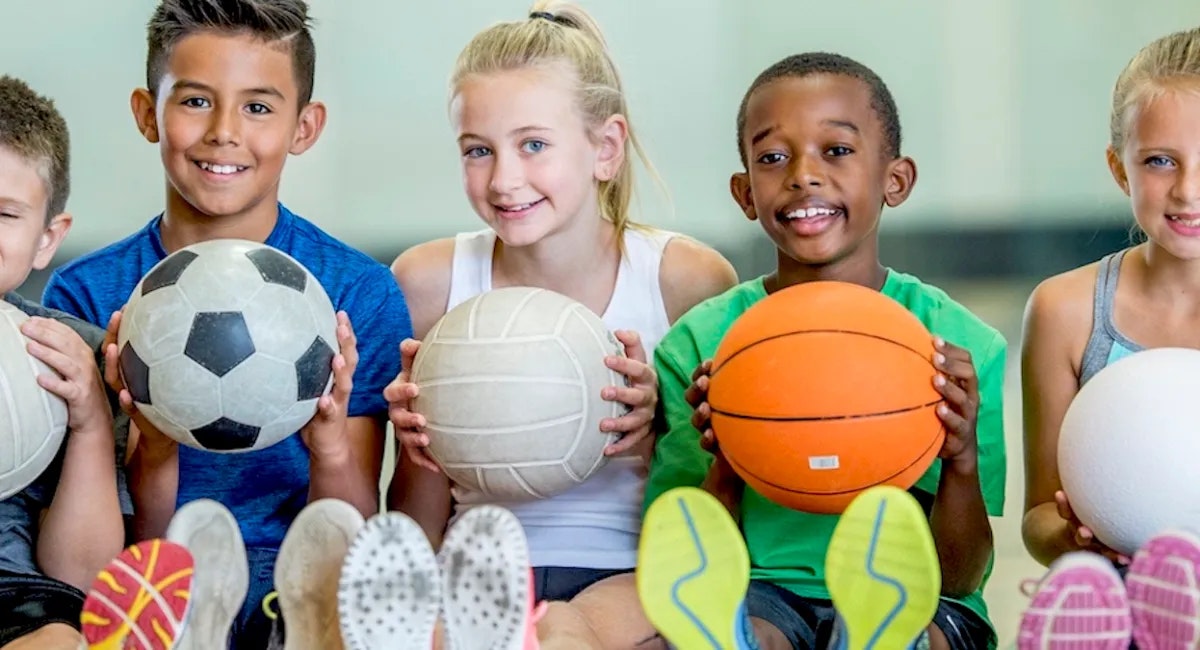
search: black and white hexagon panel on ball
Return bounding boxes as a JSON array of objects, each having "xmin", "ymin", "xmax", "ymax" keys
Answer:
[{"xmin": 117, "ymin": 239, "xmax": 338, "ymax": 453}]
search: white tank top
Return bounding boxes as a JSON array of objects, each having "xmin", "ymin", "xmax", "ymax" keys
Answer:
[{"xmin": 445, "ymin": 226, "xmax": 675, "ymax": 569}]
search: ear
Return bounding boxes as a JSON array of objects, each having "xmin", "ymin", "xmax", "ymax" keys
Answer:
[
  {"xmin": 290, "ymin": 101, "xmax": 328, "ymax": 156},
  {"xmin": 32, "ymin": 213, "xmax": 72, "ymax": 271},
  {"xmin": 729, "ymin": 171, "xmax": 757, "ymax": 221},
  {"xmin": 131, "ymin": 88, "xmax": 159, "ymax": 144},
  {"xmin": 1107, "ymin": 145, "xmax": 1131, "ymax": 196},
  {"xmin": 882, "ymin": 156, "xmax": 917, "ymax": 208},
  {"xmin": 592, "ymin": 114, "xmax": 628, "ymax": 182}
]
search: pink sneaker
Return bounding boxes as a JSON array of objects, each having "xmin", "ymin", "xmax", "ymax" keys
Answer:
[
  {"xmin": 1127, "ymin": 529, "xmax": 1200, "ymax": 650},
  {"xmin": 1017, "ymin": 552, "xmax": 1132, "ymax": 650},
  {"xmin": 439, "ymin": 505, "xmax": 541, "ymax": 650}
]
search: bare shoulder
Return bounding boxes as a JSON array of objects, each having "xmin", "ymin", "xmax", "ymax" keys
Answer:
[
  {"xmin": 659, "ymin": 235, "xmax": 739, "ymax": 324},
  {"xmin": 1023, "ymin": 261, "xmax": 1102, "ymax": 360},
  {"xmin": 390, "ymin": 238, "xmax": 457, "ymax": 338}
]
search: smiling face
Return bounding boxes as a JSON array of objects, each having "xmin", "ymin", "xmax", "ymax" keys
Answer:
[
  {"xmin": 450, "ymin": 66, "xmax": 620, "ymax": 248},
  {"xmin": 1109, "ymin": 84, "xmax": 1200, "ymax": 260},
  {"xmin": 0, "ymin": 146, "xmax": 69, "ymax": 294},
  {"xmin": 731, "ymin": 73, "xmax": 915, "ymax": 278},
  {"xmin": 132, "ymin": 31, "xmax": 324, "ymax": 226}
]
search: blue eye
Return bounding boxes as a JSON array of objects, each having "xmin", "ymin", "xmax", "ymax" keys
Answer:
[
  {"xmin": 521, "ymin": 140, "xmax": 547, "ymax": 154},
  {"xmin": 1145, "ymin": 155, "xmax": 1175, "ymax": 168},
  {"xmin": 464, "ymin": 146, "xmax": 492, "ymax": 159}
]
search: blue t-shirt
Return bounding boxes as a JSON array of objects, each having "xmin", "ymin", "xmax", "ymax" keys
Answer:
[{"xmin": 43, "ymin": 205, "xmax": 410, "ymax": 552}]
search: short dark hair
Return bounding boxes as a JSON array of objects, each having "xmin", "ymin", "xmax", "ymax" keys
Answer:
[
  {"xmin": 0, "ymin": 76, "xmax": 70, "ymax": 219},
  {"xmin": 736, "ymin": 52, "xmax": 902, "ymax": 166},
  {"xmin": 146, "ymin": 0, "xmax": 316, "ymax": 107}
]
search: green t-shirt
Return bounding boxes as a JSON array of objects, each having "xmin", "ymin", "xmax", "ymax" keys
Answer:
[{"xmin": 646, "ymin": 272, "xmax": 1007, "ymax": 637}]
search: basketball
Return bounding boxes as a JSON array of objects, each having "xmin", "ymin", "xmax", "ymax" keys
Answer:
[
  {"xmin": 410, "ymin": 287, "xmax": 626, "ymax": 501},
  {"xmin": 0, "ymin": 301, "xmax": 68, "ymax": 500},
  {"xmin": 1059, "ymin": 348, "xmax": 1200, "ymax": 556},
  {"xmin": 708, "ymin": 281, "xmax": 944, "ymax": 514}
]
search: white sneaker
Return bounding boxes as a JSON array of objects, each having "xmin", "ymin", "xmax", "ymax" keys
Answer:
[
  {"xmin": 274, "ymin": 498, "xmax": 365, "ymax": 650},
  {"xmin": 165, "ymin": 499, "xmax": 249, "ymax": 650},
  {"xmin": 338, "ymin": 512, "xmax": 442, "ymax": 650}
]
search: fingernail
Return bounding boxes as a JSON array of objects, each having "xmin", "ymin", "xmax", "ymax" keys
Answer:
[
  {"xmin": 938, "ymin": 404, "xmax": 949, "ymax": 415},
  {"xmin": 935, "ymin": 353, "xmax": 946, "ymax": 365},
  {"xmin": 934, "ymin": 337, "xmax": 945, "ymax": 348},
  {"xmin": 934, "ymin": 375, "xmax": 946, "ymax": 387}
]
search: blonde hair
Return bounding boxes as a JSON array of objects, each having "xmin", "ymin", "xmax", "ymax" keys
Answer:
[
  {"xmin": 1111, "ymin": 26, "xmax": 1200, "ymax": 150},
  {"xmin": 450, "ymin": 0, "xmax": 660, "ymax": 240}
]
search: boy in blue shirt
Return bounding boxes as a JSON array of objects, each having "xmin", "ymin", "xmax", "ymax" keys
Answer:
[{"xmin": 42, "ymin": 1, "xmax": 411, "ymax": 646}]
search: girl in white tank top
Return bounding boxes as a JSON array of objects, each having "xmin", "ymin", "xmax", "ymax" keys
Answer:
[{"xmin": 379, "ymin": 3, "xmax": 736, "ymax": 648}]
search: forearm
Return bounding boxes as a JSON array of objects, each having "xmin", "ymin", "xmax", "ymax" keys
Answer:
[
  {"xmin": 700, "ymin": 455, "xmax": 744, "ymax": 523},
  {"xmin": 38, "ymin": 426, "xmax": 124, "ymax": 590},
  {"xmin": 128, "ymin": 439, "xmax": 179, "ymax": 541},
  {"xmin": 308, "ymin": 445, "xmax": 379, "ymax": 517},
  {"xmin": 387, "ymin": 458, "xmax": 452, "ymax": 548},
  {"xmin": 929, "ymin": 463, "xmax": 993, "ymax": 597},
  {"xmin": 1022, "ymin": 502, "xmax": 1078, "ymax": 567}
]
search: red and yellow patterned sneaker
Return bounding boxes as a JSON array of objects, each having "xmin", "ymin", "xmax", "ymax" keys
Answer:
[{"xmin": 81, "ymin": 539, "xmax": 195, "ymax": 650}]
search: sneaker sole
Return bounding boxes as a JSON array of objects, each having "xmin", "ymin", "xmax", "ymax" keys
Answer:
[
  {"xmin": 165, "ymin": 499, "xmax": 248, "ymax": 650},
  {"xmin": 637, "ymin": 486, "xmax": 753, "ymax": 650},
  {"xmin": 826, "ymin": 486, "xmax": 940, "ymax": 650},
  {"xmin": 439, "ymin": 505, "xmax": 530, "ymax": 650},
  {"xmin": 275, "ymin": 498, "xmax": 365, "ymax": 650},
  {"xmin": 81, "ymin": 539, "xmax": 194, "ymax": 650},
  {"xmin": 338, "ymin": 512, "xmax": 442, "ymax": 650},
  {"xmin": 1017, "ymin": 553, "xmax": 1132, "ymax": 650},
  {"xmin": 1128, "ymin": 530, "xmax": 1200, "ymax": 650}
]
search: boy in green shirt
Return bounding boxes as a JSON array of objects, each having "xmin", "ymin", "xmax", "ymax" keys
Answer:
[{"xmin": 638, "ymin": 53, "xmax": 1007, "ymax": 650}]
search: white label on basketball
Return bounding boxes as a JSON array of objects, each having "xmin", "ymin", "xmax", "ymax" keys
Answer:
[{"xmin": 808, "ymin": 455, "xmax": 840, "ymax": 470}]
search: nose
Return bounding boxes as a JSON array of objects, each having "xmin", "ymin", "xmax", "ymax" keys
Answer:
[
  {"xmin": 204, "ymin": 105, "xmax": 239, "ymax": 146},
  {"xmin": 1172, "ymin": 161, "xmax": 1200, "ymax": 206},
  {"xmin": 488, "ymin": 149, "xmax": 524, "ymax": 195},
  {"xmin": 788, "ymin": 152, "xmax": 825, "ymax": 190}
]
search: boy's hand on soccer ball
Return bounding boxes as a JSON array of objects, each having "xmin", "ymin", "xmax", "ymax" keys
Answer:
[
  {"xmin": 102, "ymin": 310, "xmax": 176, "ymax": 460},
  {"xmin": 301, "ymin": 311, "xmax": 357, "ymax": 460}
]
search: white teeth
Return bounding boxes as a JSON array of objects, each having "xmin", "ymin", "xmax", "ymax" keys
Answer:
[
  {"xmin": 198, "ymin": 161, "xmax": 244, "ymax": 175},
  {"xmin": 1170, "ymin": 215, "xmax": 1200, "ymax": 227},
  {"xmin": 786, "ymin": 207, "xmax": 838, "ymax": 220},
  {"xmin": 501, "ymin": 201, "xmax": 537, "ymax": 211}
]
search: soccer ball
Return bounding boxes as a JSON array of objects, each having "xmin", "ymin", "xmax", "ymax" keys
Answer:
[
  {"xmin": 117, "ymin": 239, "xmax": 338, "ymax": 453},
  {"xmin": 0, "ymin": 301, "xmax": 68, "ymax": 499}
]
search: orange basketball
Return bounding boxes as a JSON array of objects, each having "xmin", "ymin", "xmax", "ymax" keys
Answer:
[{"xmin": 709, "ymin": 281, "xmax": 945, "ymax": 514}]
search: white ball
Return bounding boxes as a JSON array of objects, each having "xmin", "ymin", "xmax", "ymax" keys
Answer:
[
  {"xmin": 411, "ymin": 287, "xmax": 626, "ymax": 501},
  {"xmin": 1059, "ymin": 347, "xmax": 1200, "ymax": 556},
  {"xmin": 117, "ymin": 239, "xmax": 338, "ymax": 453},
  {"xmin": 0, "ymin": 301, "xmax": 68, "ymax": 500}
]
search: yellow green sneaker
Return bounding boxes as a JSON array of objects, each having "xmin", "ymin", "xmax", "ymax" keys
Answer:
[
  {"xmin": 826, "ymin": 486, "xmax": 940, "ymax": 650},
  {"xmin": 637, "ymin": 487, "xmax": 758, "ymax": 650}
]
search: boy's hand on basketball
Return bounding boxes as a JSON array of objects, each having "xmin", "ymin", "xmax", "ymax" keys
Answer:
[
  {"xmin": 384, "ymin": 338, "xmax": 440, "ymax": 472},
  {"xmin": 685, "ymin": 360, "xmax": 714, "ymax": 440},
  {"xmin": 302, "ymin": 312, "xmax": 357, "ymax": 461},
  {"xmin": 20, "ymin": 317, "xmax": 112, "ymax": 437},
  {"xmin": 601, "ymin": 330, "xmax": 658, "ymax": 456},
  {"xmin": 101, "ymin": 311, "xmax": 176, "ymax": 459},
  {"xmin": 1055, "ymin": 490, "xmax": 1131, "ymax": 565},
  {"xmin": 931, "ymin": 338, "xmax": 980, "ymax": 474}
]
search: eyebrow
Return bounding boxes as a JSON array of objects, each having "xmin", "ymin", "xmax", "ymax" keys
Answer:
[
  {"xmin": 749, "ymin": 119, "xmax": 862, "ymax": 148},
  {"xmin": 457, "ymin": 125, "xmax": 553, "ymax": 143},
  {"xmin": 172, "ymin": 79, "xmax": 285, "ymax": 100},
  {"xmin": 0, "ymin": 197, "xmax": 33, "ymax": 213}
]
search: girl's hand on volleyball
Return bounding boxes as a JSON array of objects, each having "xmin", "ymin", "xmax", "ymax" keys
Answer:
[
  {"xmin": 602, "ymin": 330, "xmax": 658, "ymax": 456},
  {"xmin": 1055, "ymin": 490, "xmax": 1131, "ymax": 565},
  {"xmin": 302, "ymin": 312, "xmax": 357, "ymax": 460},
  {"xmin": 384, "ymin": 338, "xmax": 440, "ymax": 473},
  {"xmin": 21, "ymin": 317, "xmax": 112, "ymax": 437},
  {"xmin": 932, "ymin": 338, "xmax": 980, "ymax": 474}
]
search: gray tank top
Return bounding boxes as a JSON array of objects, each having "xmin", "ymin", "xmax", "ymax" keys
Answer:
[{"xmin": 1079, "ymin": 249, "xmax": 1143, "ymax": 386}]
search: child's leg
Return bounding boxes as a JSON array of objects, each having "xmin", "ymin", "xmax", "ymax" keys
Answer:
[
  {"xmin": 922, "ymin": 599, "xmax": 994, "ymax": 650},
  {"xmin": 534, "ymin": 573, "xmax": 655, "ymax": 649},
  {"xmin": 825, "ymin": 486, "xmax": 941, "ymax": 650},
  {"xmin": 0, "ymin": 623, "xmax": 82, "ymax": 650}
]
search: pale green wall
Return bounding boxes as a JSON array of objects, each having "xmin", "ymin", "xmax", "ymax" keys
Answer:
[{"xmin": 2, "ymin": 1, "xmax": 1197, "ymax": 252}]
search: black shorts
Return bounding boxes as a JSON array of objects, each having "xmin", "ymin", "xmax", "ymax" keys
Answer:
[
  {"xmin": 744, "ymin": 580, "xmax": 993, "ymax": 650},
  {"xmin": 533, "ymin": 566, "xmax": 631, "ymax": 602},
  {"xmin": 0, "ymin": 570, "xmax": 85, "ymax": 646}
]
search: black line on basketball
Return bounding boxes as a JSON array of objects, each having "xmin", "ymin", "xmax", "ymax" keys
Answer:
[
  {"xmin": 711, "ymin": 329, "xmax": 935, "ymax": 382},
  {"xmin": 710, "ymin": 398, "xmax": 944, "ymax": 422}
]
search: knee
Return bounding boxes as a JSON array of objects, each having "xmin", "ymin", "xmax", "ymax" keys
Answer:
[{"xmin": 0, "ymin": 623, "xmax": 83, "ymax": 650}]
